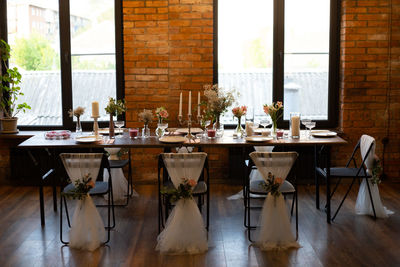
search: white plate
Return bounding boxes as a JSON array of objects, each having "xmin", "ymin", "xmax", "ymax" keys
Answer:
[
  {"xmin": 245, "ymin": 136, "xmax": 274, "ymax": 142},
  {"xmin": 98, "ymin": 128, "xmax": 123, "ymax": 135},
  {"xmin": 176, "ymin": 128, "xmax": 203, "ymax": 134},
  {"xmin": 75, "ymin": 136, "xmax": 102, "ymax": 143},
  {"xmin": 311, "ymin": 130, "xmax": 337, "ymax": 137},
  {"xmin": 159, "ymin": 136, "xmax": 187, "ymax": 143}
]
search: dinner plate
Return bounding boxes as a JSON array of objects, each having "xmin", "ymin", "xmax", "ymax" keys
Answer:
[
  {"xmin": 311, "ymin": 130, "xmax": 337, "ymax": 137},
  {"xmin": 245, "ymin": 136, "xmax": 274, "ymax": 142},
  {"xmin": 176, "ymin": 128, "xmax": 203, "ymax": 134},
  {"xmin": 75, "ymin": 135, "xmax": 102, "ymax": 143},
  {"xmin": 159, "ymin": 136, "xmax": 187, "ymax": 143}
]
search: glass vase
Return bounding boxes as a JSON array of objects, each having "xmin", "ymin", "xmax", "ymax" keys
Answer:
[
  {"xmin": 109, "ymin": 114, "xmax": 115, "ymax": 138},
  {"xmin": 235, "ymin": 116, "xmax": 244, "ymax": 138},
  {"xmin": 271, "ymin": 120, "xmax": 277, "ymax": 137},
  {"xmin": 142, "ymin": 124, "xmax": 150, "ymax": 138},
  {"xmin": 75, "ymin": 117, "xmax": 82, "ymax": 135},
  {"xmin": 155, "ymin": 121, "xmax": 168, "ymax": 138},
  {"xmin": 290, "ymin": 112, "xmax": 301, "ymax": 139}
]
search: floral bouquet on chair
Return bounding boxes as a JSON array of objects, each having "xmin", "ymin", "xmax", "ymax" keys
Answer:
[
  {"xmin": 66, "ymin": 173, "xmax": 95, "ymax": 200},
  {"xmin": 371, "ymin": 154, "xmax": 383, "ymax": 185},
  {"xmin": 161, "ymin": 178, "xmax": 197, "ymax": 203},
  {"xmin": 260, "ymin": 172, "xmax": 283, "ymax": 197}
]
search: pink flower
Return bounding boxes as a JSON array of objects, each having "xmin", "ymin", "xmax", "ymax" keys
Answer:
[
  {"xmin": 159, "ymin": 109, "xmax": 168, "ymax": 119},
  {"xmin": 187, "ymin": 179, "xmax": 197, "ymax": 187},
  {"xmin": 87, "ymin": 180, "xmax": 95, "ymax": 189},
  {"xmin": 276, "ymin": 101, "xmax": 283, "ymax": 108},
  {"xmin": 274, "ymin": 177, "xmax": 284, "ymax": 185},
  {"xmin": 263, "ymin": 105, "xmax": 269, "ymax": 114}
]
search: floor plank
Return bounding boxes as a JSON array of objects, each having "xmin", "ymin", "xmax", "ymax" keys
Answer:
[{"xmin": 0, "ymin": 183, "xmax": 399, "ymax": 267}]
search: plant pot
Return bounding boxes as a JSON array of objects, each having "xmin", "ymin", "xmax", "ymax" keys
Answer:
[{"xmin": 0, "ymin": 117, "xmax": 18, "ymax": 133}]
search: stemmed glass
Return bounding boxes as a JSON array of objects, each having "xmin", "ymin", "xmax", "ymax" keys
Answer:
[
  {"xmin": 306, "ymin": 121, "xmax": 316, "ymax": 138},
  {"xmin": 260, "ymin": 116, "xmax": 271, "ymax": 128},
  {"xmin": 301, "ymin": 119, "xmax": 311, "ymax": 138},
  {"xmin": 200, "ymin": 118, "xmax": 211, "ymax": 138},
  {"xmin": 114, "ymin": 120, "xmax": 125, "ymax": 138}
]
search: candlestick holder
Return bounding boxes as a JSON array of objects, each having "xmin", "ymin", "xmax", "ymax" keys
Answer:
[
  {"xmin": 91, "ymin": 116, "xmax": 100, "ymax": 138},
  {"xmin": 178, "ymin": 114, "xmax": 200, "ymax": 141}
]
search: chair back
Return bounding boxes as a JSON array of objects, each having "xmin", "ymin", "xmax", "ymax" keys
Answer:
[
  {"xmin": 254, "ymin": 146, "xmax": 274, "ymax": 152},
  {"xmin": 360, "ymin": 135, "xmax": 375, "ymax": 171},
  {"xmin": 60, "ymin": 153, "xmax": 104, "ymax": 185},
  {"xmin": 249, "ymin": 152, "xmax": 298, "ymax": 182},
  {"xmin": 161, "ymin": 152, "xmax": 207, "ymax": 189}
]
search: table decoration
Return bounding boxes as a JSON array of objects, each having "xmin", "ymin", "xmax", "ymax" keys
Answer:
[
  {"xmin": 290, "ymin": 112, "xmax": 300, "ymax": 139},
  {"xmin": 232, "ymin": 105, "xmax": 247, "ymax": 138},
  {"xmin": 105, "ymin": 97, "xmax": 126, "ymax": 139},
  {"xmin": 155, "ymin": 107, "xmax": 169, "ymax": 138},
  {"xmin": 45, "ymin": 130, "xmax": 71, "ymax": 140},
  {"xmin": 129, "ymin": 128, "xmax": 139, "ymax": 139},
  {"xmin": 139, "ymin": 109, "xmax": 153, "ymax": 138},
  {"xmin": 69, "ymin": 106, "xmax": 85, "ymax": 134},
  {"xmin": 159, "ymin": 136, "xmax": 186, "ymax": 143},
  {"xmin": 263, "ymin": 102, "xmax": 283, "ymax": 137}
]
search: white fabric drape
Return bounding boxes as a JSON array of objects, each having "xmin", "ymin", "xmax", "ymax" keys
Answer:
[
  {"xmin": 355, "ymin": 135, "xmax": 393, "ymax": 218},
  {"xmin": 249, "ymin": 152, "xmax": 300, "ymax": 250},
  {"xmin": 156, "ymin": 153, "xmax": 208, "ymax": 254},
  {"xmin": 60, "ymin": 153, "xmax": 106, "ymax": 251},
  {"xmin": 103, "ymin": 169, "xmax": 131, "ymax": 202}
]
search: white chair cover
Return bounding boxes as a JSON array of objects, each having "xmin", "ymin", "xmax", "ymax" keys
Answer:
[
  {"xmin": 103, "ymin": 169, "xmax": 129, "ymax": 202},
  {"xmin": 249, "ymin": 152, "xmax": 300, "ymax": 250},
  {"xmin": 355, "ymin": 135, "xmax": 393, "ymax": 218},
  {"xmin": 60, "ymin": 153, "xmax": 106, "ymax": 251},
  {"xmin": 156, "ymin": 152, "xmax": 208, "ymax": 254}
]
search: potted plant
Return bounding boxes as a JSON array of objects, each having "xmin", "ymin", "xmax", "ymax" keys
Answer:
[
  {"xmin": 104, "ymin": 97, "xmax": 126, "ymax": 138},
  {"xmin": 0, "ymin": 39, "xmax": 31, "ymax": 133}
]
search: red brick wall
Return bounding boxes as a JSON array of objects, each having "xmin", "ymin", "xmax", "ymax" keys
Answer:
[{"xmin": 338, "ymin": 0, "xmax": 400, "ymax": 179}]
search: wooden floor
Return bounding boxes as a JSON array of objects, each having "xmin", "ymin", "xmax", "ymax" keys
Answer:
[{"xmin": 0, "ymin": 183, "xmax": 399, "ymax": 267}]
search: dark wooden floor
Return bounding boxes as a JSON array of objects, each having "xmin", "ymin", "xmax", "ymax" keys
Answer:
[{"xmin": 0, "ymin": 183, "xmax": 399, "ymax": 267}]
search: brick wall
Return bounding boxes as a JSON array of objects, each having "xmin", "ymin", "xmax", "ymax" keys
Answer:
[{"xmin": 338, "ymin": 0, "xmax": 400, "ymax": 179}]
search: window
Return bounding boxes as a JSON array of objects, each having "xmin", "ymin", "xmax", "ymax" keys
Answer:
[
  {"xmin": 1, "ymin": 0, "xmax": 123, "ymax": 129},
  {"xmin": 216, "ymin": 0, "xmax": 339, "ymax": 127}
]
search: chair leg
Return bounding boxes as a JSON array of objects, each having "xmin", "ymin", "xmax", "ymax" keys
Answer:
[
  {"xmin": 365, "ymin": 178, "xmax": 377, "ymax": 219},
  {"xmin": 290, "ymin": 192, "xmax": 296, "ymax": 216},
  {"xmin": 63, "ymin": 196, "xmax": 71, "ymax": 228},
  {"xmin": 332, "ymin": 177, "xmax": 356, "ymax": 221},
  {"xmin": 295, "ymin": 190, "xmax": 298, "ymax": 241},
  {"xmin": 60, "ymin": 194, "xmax": 68, "ymax": 245}
]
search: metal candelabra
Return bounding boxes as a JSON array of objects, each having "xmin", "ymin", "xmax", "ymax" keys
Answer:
[
  {"xmin": 92, "ymin": 116, "xmax": 100, "ymax": 138},
  {"xmin": 178, "ymin": 114, "xmax": 202, "ymax": 141}
]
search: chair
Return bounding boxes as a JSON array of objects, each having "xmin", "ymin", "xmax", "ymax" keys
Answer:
[
  {"xmin": 244, "ymin": 152, "xmax": 298, "ymax": 242},
  {"xmin": 316, "ymin": 134, "xmax": 376, "ymax": 221},
  {"xmin": 158, "ymin": 152, "xmax": 210, "ymax": 233},
  {"xmin": 59, "ymin": 153, "xmax": 115, "ymax": 249}
]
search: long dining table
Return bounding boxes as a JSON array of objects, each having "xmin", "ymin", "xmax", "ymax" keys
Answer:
[{"xmin": 17, "ymin": 130, "xmax": 347, "ymax": 225}]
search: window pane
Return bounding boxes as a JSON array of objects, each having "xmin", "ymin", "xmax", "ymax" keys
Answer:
[
  {"xmin": 218, "ymin": 0, "xmax": 273, "ymax": 124},
  {"xmin": 70, "ymin": 0, "xmax": 116, "ymax": 121},
  {"xmin": 284, "ymin": 0, "xmax": 330, "ymax": 120},
  {"xmin": 7, "ymin": 1, "xmax": 62, "ymax": 125}
]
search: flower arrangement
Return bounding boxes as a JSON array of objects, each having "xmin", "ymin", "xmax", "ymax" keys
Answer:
[
  {"xmin": 105, "ymin": 97, "xmax": 126, "ymax": 116},
  {"xmin": 66, "ymin": 173, "xmax": 95, "ymax": 200},
  {"xmin": 371, "ymin": 154, "xmax": 383, "ymax": 185},
  {"xmin": 68, "ymin": 106, "xmax": 85, "ymax": 118},
  {"xmin": 161, "ymin": 178, "xmax": 197, "ymax": 203},
  {"xmin": 263, "ymin": 101, "xmax": 283, "ymax": 134},
  {"xmin": 202, "ymin": 84, "xmax": 236, "ymax": 123},
  {"xmin": 155, "ymin": 107, "xmax": 169, "ymax": 123},
  {"xmin": 260, "ymin": 172, "xmax": 284, "ymax": 197},
  {"xmin": 138, "ymin": 109, "xmax": 153, "ymax": 125},
  {"xmin": 232, "ymin": 106, "xmax": 247, "ymax": 118}
]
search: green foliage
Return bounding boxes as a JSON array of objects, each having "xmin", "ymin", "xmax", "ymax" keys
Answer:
[
  {"xmin": 0, "ymin": 39, "xmax": 31, "ymax": 118},
  {"xmin": 13, "ymin": 33, "xmax": 57, "ymax": 71},
  {"xmin": 161, "ymin": 178, "xmax": 196, "ymax": 204},
  {"xmin": 105, "ymin": 97, "xmax": 126, "ymax": 116},
  {"xmin": 65, "ymin": 174, "xmax": 94, "ymax": 200}
]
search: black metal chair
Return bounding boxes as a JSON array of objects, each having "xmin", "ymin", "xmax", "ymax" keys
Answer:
[
  {"xmin": 316, "ymin": 134, "xmax": 377, "ymax": 221},
  {"xmin": 157, "ymin": 152, "xmax": 210, "ymax": 233},
  {"xmin": 59, "ymin": 153, "xmax": 115, "ymax": 245},
  {"xmin": 244, "ymin": 152, "xmax": 298, "ymax": 242}
]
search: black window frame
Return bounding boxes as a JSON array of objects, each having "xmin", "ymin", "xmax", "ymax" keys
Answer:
[
  {"xmin": 0, "ymin": 0, "xmax": 125, "ymax": 131},
  {"xmin": 213, "ymin": 0, "xmax": 340, "ymax": 129}
]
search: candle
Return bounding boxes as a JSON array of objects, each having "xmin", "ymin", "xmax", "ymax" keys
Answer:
[
  {"xmin": 197, "ymin": 92, "xmax": 201, "ymax": 117},
  {"xmin": 188, "ymin": 91, "xmax": 191, "ymax": 115},
  {"xmin": 290, "ymin": 114, "xmax": 300, "ymax": 138},
  {"xmin": 92, "ymin": 101, "xmax": 99, "ymax": 117},
  {"xmin": 179, "ymin": 92, "xmax": 182, "ymax": 117}
]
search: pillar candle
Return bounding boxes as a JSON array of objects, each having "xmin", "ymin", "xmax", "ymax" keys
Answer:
[
  {"xmin": 188, "ymin": 91, "xmax": 191, "ymax": 115},
  {"xmin": 197, "ymin": 92, "xmax": 201, "ymax": 117},
  {"xmin": 291, "ymin": 115, "xmax": 300, "ymax": 138},
  {"xmin": 179, "ymin": 92, "xmax": 182, "ymax": 116},
  {"xmin": 92, "ymin": 101, "xmax": 99, "ymax": 117}
]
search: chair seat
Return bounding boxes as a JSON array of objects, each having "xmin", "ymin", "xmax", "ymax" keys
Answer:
[
  {"xmin": 316, "ymin": 167, "xmax": 371, "ymax": 178},
  {"xmin": 109, "ymin": 159, "xmax": 129, "ymax": 168},
  {"xmin": 63, "ymin": 181, "xmax": 109, "ymax": 196},
  {"xmin": 249, "ymin": 179, "xmax": 295, "ymax": 194},
  {"xmin": 164, "ymin": 180, "xmax": 207, "ymax": 195}
]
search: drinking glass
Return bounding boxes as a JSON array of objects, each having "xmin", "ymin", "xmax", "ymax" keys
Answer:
[
  {"xmin": 301, "ymin": 119, "xmax": 311, "ymax": 138},
  {"xmin": 115, "ymin": 120, "xmax": 125, "ymax": 138},
  {"xmin": 306, "ymin": 121, "xmax": 316, "ymax": 138},
  {"xmin": 200, "ymin": 118, "xmax": 211, "ymax": 138}
]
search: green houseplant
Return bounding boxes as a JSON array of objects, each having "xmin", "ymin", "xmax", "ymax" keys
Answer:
[{"xmin": 0, "ymin": 39, "xmax": 31, "ymax": 133}]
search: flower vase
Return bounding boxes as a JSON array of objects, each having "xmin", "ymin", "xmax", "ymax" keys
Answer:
[
  {"xmin": 109, "ymin": 114, "xmax": 115, "ymax": 138},
  {"xmin": 76, "ymin": 117, "xmax": 82, "ymax": 135},
  {"xmin": 235, "ymin": 116, "xmax": 244, "ymax": 138},
  {"xmin": 142, "ymin": 124, "xmax": 150, "ymax": 138},
  {"xmin": 155, "ymin": 119, "xmax": 168, "ymax": 138},
  {"xmin": 271, "ymin": 120, "xmax": 277, "ymax": 137},
  {"xmin": 213, "ymin": 115, "xmax": 224, "ymax": 137}
]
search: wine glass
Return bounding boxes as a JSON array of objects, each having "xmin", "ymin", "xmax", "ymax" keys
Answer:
[
  {"xmin": 306, "ymin": 121, "xmax": 316, "ymax": 139},
  {"xmin": 301, "ymin": 119, "xmax": 311, "ymax": 138},
  {"xmin": 260, "ymin": 116, "xmax": 271, "ymax": 128},
  {"xmin": 200, "ymin": 118, "xmax": 211, "ymax": 138},
  {"xmin": 114, "ymin": 120, "xmax": 125, "ymax": 138}
]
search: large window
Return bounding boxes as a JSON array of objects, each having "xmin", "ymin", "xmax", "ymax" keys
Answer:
[
  {"xmin": 1, "ymin": 0, "xmax": 123, "ymax": 128},
  {"xmin": 217, "ymin": 0, "xmax": 339, "ymax": 127}
]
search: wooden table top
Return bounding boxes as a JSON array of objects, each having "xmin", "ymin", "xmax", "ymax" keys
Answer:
[{"xmin": 17, "ymin": 130, "xmax": 347, "ymax": 149}]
